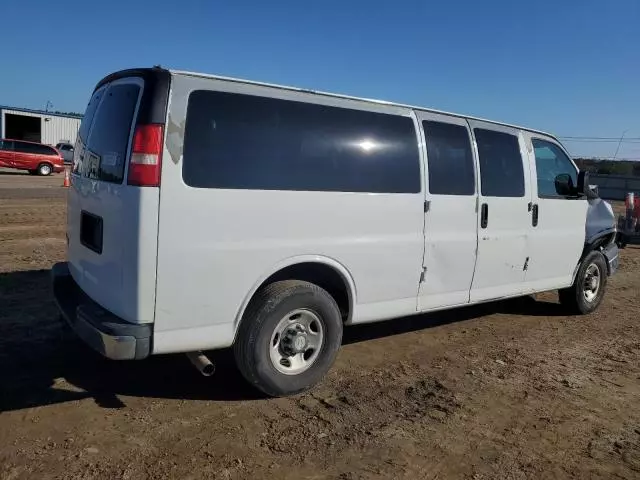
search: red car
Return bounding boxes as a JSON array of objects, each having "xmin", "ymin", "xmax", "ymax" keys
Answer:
[{"xmin": 0, "ymin": 138, "xmax": 65, "ymax": 175}]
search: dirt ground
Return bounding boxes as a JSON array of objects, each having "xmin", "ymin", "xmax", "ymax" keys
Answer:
[{"xmin": 0, "ymin": 170, "xmax": 638, "ymax": 480}]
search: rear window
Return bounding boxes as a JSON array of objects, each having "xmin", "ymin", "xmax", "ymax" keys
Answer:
[
  {"xmin": 75, "ymin": 83, "xmax": 140, "ymax": 183},
  {"xmin": 14, "ymin": 141, "xmax": 57, "ymax": 156},
  {"xmin": 182, "ymin": 90, "xmax": 421, "ymax": 193}
]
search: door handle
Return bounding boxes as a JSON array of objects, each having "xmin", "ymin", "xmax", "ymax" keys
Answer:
[
  {"xmin": 480, "ymin": 203, "xmax": 489, "ymax": 229},
  {"xmin": 532, "ymin": 204, "xmax": 539, "ymax": 227}
]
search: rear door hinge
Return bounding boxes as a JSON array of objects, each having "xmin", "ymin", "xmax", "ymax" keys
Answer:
[
  {"xmin": 419, "ymin": 267, "xmax": 427, "ymax": 283},
  {"xmin": 424, "ymin": 200, "xmax": 430, "ymax": 213}
]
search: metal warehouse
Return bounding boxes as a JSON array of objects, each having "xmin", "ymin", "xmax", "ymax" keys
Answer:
[{"xmin": 0, "ymin": 106, "xmax": 82, "ymax": 147}]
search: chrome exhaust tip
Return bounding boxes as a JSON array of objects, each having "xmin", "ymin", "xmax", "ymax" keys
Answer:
[{"xmin": 186, "ymin": 351, "xmax": 215, "ymax": 377}]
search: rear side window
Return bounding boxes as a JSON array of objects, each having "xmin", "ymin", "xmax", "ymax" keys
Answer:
[
  {"xmin": 474, "ymin": 129, "xmax": 525, "ymax": 197},
  {"xmin": 14, "ymin": 141, "xmax": 57, "ymax": 156},
  {"xmin": 0, "ymin": 140, "xmax": 13, "ymax": 151},
  {"xmin": 423, "ymin": 121, "xmax": 475, "ymax": 195},
  {"xmin": 182, "ymin": 90, "xmax": 421, "ymax": 193},
  {"xmin": 76, "ymin": 83, "xmax": 140, "ymax": 183}
]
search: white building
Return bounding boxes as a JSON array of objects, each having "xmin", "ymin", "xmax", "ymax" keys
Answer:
[{"xmin": 0, "ymin": 105, "xmax": 82, "ymax": 146}]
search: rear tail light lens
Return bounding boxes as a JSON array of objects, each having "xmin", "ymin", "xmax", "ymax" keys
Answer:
[{"xmin": 128, "ymin": 124, "xmax": 163, "ymax": 186}]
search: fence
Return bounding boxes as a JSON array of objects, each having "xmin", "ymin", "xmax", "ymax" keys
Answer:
[{"xmin": 588, "ymin": 174, "xmax": 640, "ymax": 201}]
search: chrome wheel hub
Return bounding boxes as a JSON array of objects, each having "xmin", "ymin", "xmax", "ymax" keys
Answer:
[
  {"xmin": 270, "ymin": 309, "xmax": 324, "ymax": 375},
  {"xmin": 583, "ymin": 263, "xmax": 601, "ymax": 303}
]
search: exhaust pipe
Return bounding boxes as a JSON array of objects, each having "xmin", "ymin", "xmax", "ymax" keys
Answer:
[{"xmin": 186, "ymin": 351, "xmax": 215, "ymax": 377}]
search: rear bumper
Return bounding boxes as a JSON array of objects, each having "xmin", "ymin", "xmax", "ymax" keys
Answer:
[{"xmin": 51, "ymin": 262, "xmax": 151, "ymax": 360}]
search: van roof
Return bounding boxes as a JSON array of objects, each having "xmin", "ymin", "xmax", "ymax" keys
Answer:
[
  {"xmin": 170, "ymin": 68, "xmax": 559, "ymax": 142},
  {"xmin": 95, "ymin": 67, "xmax": 559, "ymax": 143}
]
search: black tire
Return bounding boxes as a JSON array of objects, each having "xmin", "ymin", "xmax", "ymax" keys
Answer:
[
  {"xmin": 559, "ymin": 250, "xmax": 608, "ymax": 315},
  {"xmin": 37, "ymin": 163, "xmax": 53, "ymax": 176},
  {"xmin": 234, "ymin": 280, "xmax": 343, "ymax": 397}
]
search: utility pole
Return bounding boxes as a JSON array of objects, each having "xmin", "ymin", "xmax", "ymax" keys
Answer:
[{"xmin": 45, "ymin": 100, "xmax": 53, "ymax": 112}]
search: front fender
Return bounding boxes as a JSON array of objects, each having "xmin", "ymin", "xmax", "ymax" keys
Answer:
[{"xmin": 571, "ymin": 230, "xmax": 619, "ymax": 284}]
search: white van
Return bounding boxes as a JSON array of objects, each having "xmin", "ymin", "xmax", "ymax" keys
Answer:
[{"xmin": 53, "ymin": 67, "xmax": 620, "ymax": 397}]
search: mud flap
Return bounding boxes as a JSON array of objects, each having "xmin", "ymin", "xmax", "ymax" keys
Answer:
[{"xmin": 601, "ymin": 243, "xmax": 619, "ymax": 276}]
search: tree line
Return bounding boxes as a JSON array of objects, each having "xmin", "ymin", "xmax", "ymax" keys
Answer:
[{"xmin": 574, "ymin": 158, "xmax": 640, "ymax": 177}]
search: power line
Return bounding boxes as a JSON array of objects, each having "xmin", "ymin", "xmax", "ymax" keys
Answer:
[
  {"xmin": 559, "ymin": 136, "xmax": 640, "ymax": 140},
  {"xmin": 559, "ymin": 137, "xmax": 640, "ymax": 143},
  {"xmin": 561, "ymin": 139, "xmax": 640, "ymax": 143}
]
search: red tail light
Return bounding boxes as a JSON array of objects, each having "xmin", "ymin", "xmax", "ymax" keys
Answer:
[{"xmin": 128, "ymin": 124, "xmax": 163, "ymax": 186}]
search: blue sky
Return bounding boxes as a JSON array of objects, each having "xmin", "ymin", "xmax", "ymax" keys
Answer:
[{"xmin": 1, "ymin": 0, "xmax": 638, "ymax": 158}]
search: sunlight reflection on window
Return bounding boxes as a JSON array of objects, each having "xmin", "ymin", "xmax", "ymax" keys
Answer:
[{"xmin": 355, "ymin": 138, "xmax": 379, "ymax": 153}]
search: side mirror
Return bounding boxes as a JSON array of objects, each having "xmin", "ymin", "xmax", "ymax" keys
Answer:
[
  {"xmin": 577, "ymin": 171, "xmax": 599, "ymax": 199},
  {"xmin": 554, "ymin": 173, "xmax": 575, "ymax": 196}
]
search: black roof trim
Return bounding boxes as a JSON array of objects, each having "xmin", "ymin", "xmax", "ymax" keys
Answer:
[
  {"xmin": 94, "ymin": 67, "xmax": 171, "ymax": 126},
  {"xmin": 94, "ymin": 67, "xmax": 169, "ymax": 92}
]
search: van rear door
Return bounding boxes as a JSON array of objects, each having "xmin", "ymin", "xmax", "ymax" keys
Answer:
[{"xmin": 67, "ymin": 69, "xmax": 170, "ymax": 324}]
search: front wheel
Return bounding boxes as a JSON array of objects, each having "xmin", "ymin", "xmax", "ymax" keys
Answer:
[
  {"xmin": 559, "ymin": 250, "xmax": 608, "ymax": 314},
  {"xmin": 234, "ymin": 280, "xmax": 343, "ymax": 397}
]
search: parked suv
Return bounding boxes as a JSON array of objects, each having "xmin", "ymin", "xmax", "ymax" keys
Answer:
[
  {"xmin": 55, "ymin": 142, "xmax": 75, "ymax": 164},
  {"xmin": 0, "ymin": 139, "xmax": 64, "ymax": 175}
]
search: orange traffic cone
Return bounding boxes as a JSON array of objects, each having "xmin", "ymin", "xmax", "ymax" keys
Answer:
[{"xmin": 62, "ymin": 167, "xmax": 71, "ymax": 188}]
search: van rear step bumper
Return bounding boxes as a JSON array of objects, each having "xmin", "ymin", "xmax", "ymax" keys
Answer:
[{"xmin": 51, "ymin": 262, "xmax": 151, "ymax": 360}]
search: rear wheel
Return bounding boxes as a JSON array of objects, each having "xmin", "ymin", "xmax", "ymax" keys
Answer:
[
  {"xmin": 234, "ymin": 280, "xmax": 343, "ymax": 397},
  {"xmin": 559, "ymin": 250, "xmax": 608, "ymax": 314},
  {"xmin": 37, "ymin": 163, "xmax": 53, "ymax": 176}
]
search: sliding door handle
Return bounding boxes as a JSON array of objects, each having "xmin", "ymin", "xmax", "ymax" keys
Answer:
[
  {"xmin": 532, "ymin": 204, "xmax": 539, "ymax": 227},
  {"xmin": 480, "ymin": 203, "xmax": 489, "ymax": 229}
]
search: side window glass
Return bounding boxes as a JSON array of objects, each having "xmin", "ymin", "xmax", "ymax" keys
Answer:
[
  {"xmin": 474, "ymin": 128, "xmax": 525, "ymax": 197},
  {"xmin": 423, "ymin": 121, "xmax": 475, "ymax": 195},
  {"xmin": 182, "ymin": 90, "xmax": 421, "ymax": 193},
  {"xmin": 532, "ymin": 139, "xmax": 577, "ymax": 197},
  {"xmin": 14, "ymin": 142, "xmax": 34, "ymax": 154},
  {"xmin": 30, "ymin": 144, "xmax": 55, "ymax": 155}
]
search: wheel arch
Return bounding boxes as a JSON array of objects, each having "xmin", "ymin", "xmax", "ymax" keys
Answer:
[
  {"xmin": 571, "ymin": 229, "xmax": 617, "ymax": 283},
  {"xmin": 232, "ymin": 256, "xmax": 357, "ymax": 338}
]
